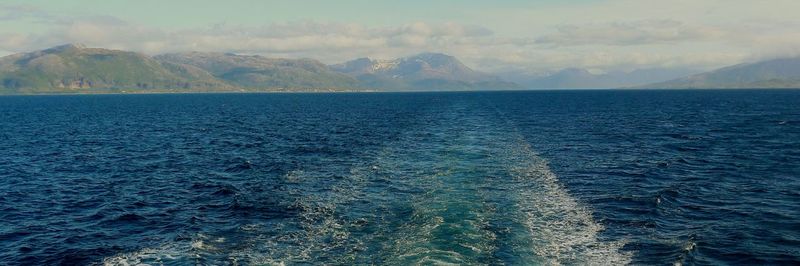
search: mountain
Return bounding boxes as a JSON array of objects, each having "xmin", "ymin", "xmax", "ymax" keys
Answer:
[
  {"xmin": 503, "ymin": 67, "xmax": 699, "ymax": 89},
  {"xmin": 643, "ymin": 57, "xmax": 800, "ymax": 89},
  {"xmin": 154, "ymin": 52, "xmax": 360, "ymax": 90},
  {"xmin": 0, "ymin": 44, "xmax": 232, "ymax": 94},
  {"xmin": 331, "ymin": 53, "xmax": 519, "ymax": 90},
  {"xmin": 516, "ymin": 68, "xmax": 597, "ymax": 89},
  {"xmin": 0, "ymin": 45, "xmax": 514, "ymax": 94}
]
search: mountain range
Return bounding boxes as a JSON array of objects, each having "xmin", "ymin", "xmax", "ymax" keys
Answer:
[
  {"xmin": 2, "ymin": 44, "xmax": 800, "ymax": 94},
  {"xmin": 331, "ymin": 53, "xmax": 518, "ymax": 91},
  {"xmin": 641, "ymin": 57, "xmax": 800, "ymax": 89},
  {"xmin": 502, "ymin": 68, "xmax": 700, "ymax": 89},
  {"xmin": 0, "ymin": 44, "xmax": 515, "ymax": 94},
  {"xmin": 0, "ymin": 44, "xmax": 234, "ymax": 94}
]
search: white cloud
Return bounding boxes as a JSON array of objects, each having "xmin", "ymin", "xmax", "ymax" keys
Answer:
[
  {"xmin": 0, "ymin": 5, "xmax": 798, "ymax": 74},
  {"xmin": 535, "ymin": 20, "xmax": 726, "ymax": 46},
  {"xmin": 471, "ymin": 48, "xmax": 748, "ymax": 74},
  {"xmin": 0, "ymin": 18, "xmax": 498, "ymax": 63},
  {"xmin": 0, "ymin": 4, "xmax": 55, "ymax": 22}
]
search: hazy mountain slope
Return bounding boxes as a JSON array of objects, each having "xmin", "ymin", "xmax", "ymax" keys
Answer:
[
  {"xmin": 0, "ymin": 44, "xmax": 231, "ymax": 94},
  {"xmin": 155, "ymin": 52, "xmax": 360, "ymax": 89},
  {"xmin": 503, "ymin": 68, "xmax": 699, "ymax": 89},
  {"xmin": 0, "ymin": 45, "xmax": 519, "ymax": 93},
  {"xmin": 643, "ymin": 57, "xmax": 800, "ymax": 89},
  {"xmin": 332, "ymin": 53, "xmax": 519, "ymax": 90},
  {"xmin": 521, "ymin": 68, "xmax": 598, "ymax": 89}
]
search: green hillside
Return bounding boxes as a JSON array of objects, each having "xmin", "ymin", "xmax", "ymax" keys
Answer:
[
  {"xmin": 0, "ymin": 45, "xmax": 520, "ymax": 94},
  {"xmin": 0, "ymin": 44, "xmax": 231, "ymax": 94},
  {"xmin": 643, "ymin": 57, "xmax": 800, "ymax": 89},
  {"xmin": 154, "ymin": 52, "xmax": 361, "ymax": 90}
]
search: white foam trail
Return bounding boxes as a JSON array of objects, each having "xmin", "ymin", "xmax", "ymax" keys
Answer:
[
  {"xmin": 501, "ymin": 135, "xmax": 632, "ymax": 265},
  {"xmin": 102, "ymin": 244, "xmax": 180, "ymax": 266},
  {"xmin": 370, "ymin": 116, "xmax": 504, "ymax": 265},
  {"xmin": 223, "ymin": 166, "xmax": 371, "ymax": 264},
  {"xmin": 102, "ymin": 165, "xmax": 373, "ymax": 265},
  {"xmin": 379, "ymin": 166, "xmax": 499, "ymax": 265},
  {"xmin": 104, "ymin": 102, "xmax": 633, "ymax": 265},
  {"xmin": 102, "ymin": 239, "xmax": 199, "ymax": 266}
]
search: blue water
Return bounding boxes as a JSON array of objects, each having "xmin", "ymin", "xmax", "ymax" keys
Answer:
[{"xmin": 0, "ymin": 90, "xmax": 798, "ymax": 265}]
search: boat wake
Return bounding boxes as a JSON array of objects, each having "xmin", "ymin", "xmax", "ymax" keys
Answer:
[
  {"xmin": 102, "ymin": 100, "xmax": 631, "ymax": 265},
  {"xmin": 501, "ymin": 135, "xmax": 631, "ymax": 265}
]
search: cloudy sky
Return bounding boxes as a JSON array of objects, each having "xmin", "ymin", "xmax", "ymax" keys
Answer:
[{"xmin": 1, "ymin": 0, "xmax": 799, "ymax": 74}]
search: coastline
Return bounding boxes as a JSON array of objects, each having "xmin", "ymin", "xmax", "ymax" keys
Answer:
[{"xmin": 3, "ymin": 87, "xmax": 800, "ymax": 96}]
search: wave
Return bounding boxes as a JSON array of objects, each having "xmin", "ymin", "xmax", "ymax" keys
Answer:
[
  {"xmin": 102, "ymin": 100, "xmax": 632, "ymax": 265},
  {"xmin": 501, "ymin": 135, "xmax": 632, "ymax": 265},
  {"xmin": 103, "ymin": 163, "xmax": 375, "ymax": 265},
  {"xmin": 376, "ymin": 154, "xmax": 499, "ymax": 265}
]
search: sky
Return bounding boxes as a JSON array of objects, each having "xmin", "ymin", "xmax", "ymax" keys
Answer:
[{"xmin": 1, "ymin": 0, "xmax": 799, "ymax": 74}]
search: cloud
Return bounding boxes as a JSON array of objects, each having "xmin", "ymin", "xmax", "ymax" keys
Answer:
[
  {"xmin": 471, "ymin": 48, "xmax": 748, "ymax": 74},
  {"xmin": 0, "ymin": 4, "xmax": 57, "ymax": 22},
  {"xmin": 535, "ymin": 20, "xmax": 726, "ymax": 46},
  {"xmin": 0, "ymin": 18, "xmax": 498, "ymax": 64},
  {"xmin": 719, "ymin": 20, "xmax": 800, "ymax": 62},
  {"xmin": 0, "ymin": 6, "xmax": 798, "ymax": 75}
]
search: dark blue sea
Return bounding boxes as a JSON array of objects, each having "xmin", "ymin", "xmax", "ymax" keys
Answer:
[{"xmin": 1, "ymin": 90, "xmax": 799, "ymax": 265}]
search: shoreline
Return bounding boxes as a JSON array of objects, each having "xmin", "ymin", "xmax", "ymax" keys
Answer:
[{"xmin": 2, "ymin": 87, "xmax": 800, "ymax": 96}]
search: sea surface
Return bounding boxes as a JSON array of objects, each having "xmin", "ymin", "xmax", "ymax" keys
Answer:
[{"xmin": 1, "ymin": 90, "xmax": 799, "ymax": 265}]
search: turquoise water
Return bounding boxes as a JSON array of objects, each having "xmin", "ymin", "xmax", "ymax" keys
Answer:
[{"xmin": 1, "ymin": 90, "xmax": 799, "ymax": 265}]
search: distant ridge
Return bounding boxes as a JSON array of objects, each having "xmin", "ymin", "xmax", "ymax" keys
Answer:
[
  {"xmin": 505, "ymin": 68, "xmax": 699, "ymax": 89},
  {"xmin": 641, "ymin": 57, "xmax": 800, "ymax": 89},
  {"xmin": 331, "ymin": 53, "xmax": 519, "ymax": 91},
  {"xmin": 43, "ymin": 43, "xmax": 87, "ymax": 52},
  {"xmin": 0, "ymin": 44, "xmax": 232, "ymax": 94},
  {"xmin": 154, "ymin": 52, "xmax": 360, "ymax": 90},
  {"xmin": 0, "ymin": 45, "xmax": 519, "ymax": 94},
  {"xmin": 9, "ymin": 44, "xmax": 799, "ymax": 93}
]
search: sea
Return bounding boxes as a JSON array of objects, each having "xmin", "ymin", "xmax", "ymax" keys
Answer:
[{"xmin": 0, "ymin": 90, "xmax": 799, "ymax": 265}]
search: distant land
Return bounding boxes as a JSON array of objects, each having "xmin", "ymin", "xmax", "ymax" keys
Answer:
[
  {"xmin": 2, "ymin": 44, "xmax": 800, "ymax": 94},
  {"xmin": 331, "ymin": 53, "xmax": 518, "ymax": 91},
  {"xmin": 640, "ymin": 57, "xmax": 800, "ymax": 89},
  {"xmin": 0, "ymin": 44, "xmax": 516, "ymax": 94},
  {"xmin": 0, "ymin": 44, "xmax": 233, "ymax": 94},
  {"xmin": 500, "ymin": 68, "xmax": 700, "ymax": 89}
]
